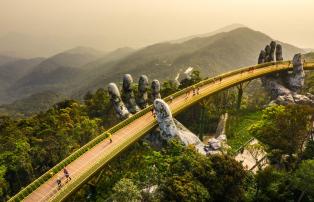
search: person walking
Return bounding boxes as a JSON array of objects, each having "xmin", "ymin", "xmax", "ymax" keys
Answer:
[
  {"xmin": 56, "ymin": 176, "xmax": 62, "ymax": 190},
  {"xmin": 63, "ymin": 168, "xmax": 71, "ymax": 182},
  {"xmin": 169, "ymin": 95, "xmax": 173, "ymax": 103},
  {"xmin": 108, "ymin": 132, "xmax": 112, "ymax": 143}
]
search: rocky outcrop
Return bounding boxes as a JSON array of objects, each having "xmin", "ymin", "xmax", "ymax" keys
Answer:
[
  {"xmin": 137, "ymin": 75, "xmax": 149, "ymax": 109},
  {"xmin": 215, "ymin": 113, "xmax": 228, "ymax": 138},
  {"xmin": 122, "ymin": 74, "xmax": 140, "ymax": 114},
  {"xmin": 205, "ymin": 113, "xmax": 229, "ymax": 155},
  {"xmin": 108, "ymin": 83, "xmax": 131, "ymax": 119},
  {"xmin": 258, "ymin": 42, "xmax": 314, "ymax": 106}
]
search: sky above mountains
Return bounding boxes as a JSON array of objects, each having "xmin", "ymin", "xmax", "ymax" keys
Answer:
[{"xmin": 1, "ymin": 0, "xmax": 314, "ymax": 57}]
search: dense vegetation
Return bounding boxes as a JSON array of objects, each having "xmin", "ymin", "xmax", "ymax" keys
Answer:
[
  {"xmin": 0, "ymin": 67, "xmax": 313, "ymax": 202},
  {"xmin": 69, "ymin": 104, "xmax": 313, "ymax": 202}
]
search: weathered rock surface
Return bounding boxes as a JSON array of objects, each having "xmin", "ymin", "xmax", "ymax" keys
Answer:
[
  {"xmin": 288, "ymin": 54, "xmax": 305, "ymax": 92},
  {"xmin": 269, "ymin": 41, "xmax": 276, "ymax": 62},
  {"xmin": 153, "ymin": 99, "xmax": 206, "ymax": 155},
  {"xmin": 108, "ymin": 83, "xmax": 131, "ymax": 119},
  {"xmin": 205, "ymin": 113, "xmax": 229, "ymax": 155},
  {"xmin": 258, "ymin": 50, "xmax": 266, "ymax": 64},
  {"xmin": 276, "ymin": 44, "xmax": 283, "ymax": 61},
  {"xmin": 137, "ymin": 75, "xmax": 149, "ymax": 109},
  {"xmin": 264, "ymin": 45, "xmax": 271, "ymax": 62},
  {"xmin": 151, "ymin": 79, "xmax": 161, "ymax": 101},
  {"xmin": 153, "ymin": 99, "xmax": 177, "ymax": 138},
  {"xmin": 122, "ymin": 74, "xmax": 140, "ymax": 114}
]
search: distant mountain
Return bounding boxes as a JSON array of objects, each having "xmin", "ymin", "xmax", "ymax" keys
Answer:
[
  {"xmin": 2, "ymin": 47, "xmax": 133, "ymax": 103},
  {"xmin": 74, "ymin": 27, "xmax": 304, "ymax": 97},
  {"xmin": 0, "ymin": 57, "xmax": 45, "ymax": 104},
  {"xmin": 80, "ymin": 47, "xmax": 135, "ymax": 70},
  {"xmin": 0, "ymin": 91, "xmax": 65, "ymax": 117},
  {"xmin": 34, "ymin": 46, "xmax": 104, "ymax": 71},
  {"xmin": 304, "ymin": 52, "xmax": 314, "ymax": 60},
  {"xmin": 0, "ymin": 27, "xmax": 305, "ymax": 106},
  {"xmin": 0, "ymin": 55, "xmax": 20, "ymax": 66},
  {"xmin": 170, "ymin": 23, "xmax": 245, "ymax": 44},
  {"xmin": 0, "ymin": 57, "xmax": 44, "ymax": 87}
]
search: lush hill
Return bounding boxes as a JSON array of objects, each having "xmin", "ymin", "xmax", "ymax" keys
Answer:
[
  {"xmin": 0, "ymin": 47, "xmax": 134, "ymax": 104},
  {"xmin": 0, "ymin": 91, "xmax": 66, "ymax": 117},
  {"xmin": 4, "ymin": 47, "xmax": 104, "ymax": 102},
  {"xmin": 0, "ymin": 27, "xmax": 305, "ymax": 105},
  {"xmin": 0, "ymin": 58, "xmax": 45, "ymax": 104},
  {"xmin": 304, "ymin": 52, "xmax": 314, "ymax": 60},
  {"xmin": 74, "ymin": 27, "xmax": 304, "ymax": 98}
]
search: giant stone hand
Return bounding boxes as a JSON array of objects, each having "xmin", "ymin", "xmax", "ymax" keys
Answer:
[{"xmin": 258, "ymin": 42, "xmax": 314, "ymax": 105}]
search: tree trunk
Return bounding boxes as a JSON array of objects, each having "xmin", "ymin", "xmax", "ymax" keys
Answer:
[
  {"xmin": 237, "ymin": 84, "xmax": 243, "ymax": 110},
  {"xmin": 297, "ymin": 191, "xmax": 305, "ymax": 202}
]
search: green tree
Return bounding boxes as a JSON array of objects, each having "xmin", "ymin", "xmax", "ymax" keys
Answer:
[
  {"xmin": 160, "ymin": 172, "xmax": 210, "ymax": 202},
  {"xmin": 292, "ymin": 160, "xmax": 314, "ymax": 200},
  {"xmin": 179, "ymin": 70, "xmax": 202, "ymax": 89},
  {"xmin": 161, "ymin": 80, "xmax": 178, "ymax": 97},
  {"xmin": 302, "ymin": 140, "xmax": 314, "ymax": 160},
  {"xmin": 249, "ymin": 105, "xmax": 313, "ymax": 160},
  {"xmin": 0, "ymin": 116, "xmax": 33, "ymax": 196},
  {"xmin": 208, "ymin": 155, "xmax": 247, "ymax": 202},
  {"xmin": 112, "ymin": 178, "xmax": 141, "ymax": 202},
  {"xmin": 254, "ymin": 166, "xmax": 293, "ymax": 201},
  {"xmin": 0, "ymin": 165, "xmax": 8, "ymax": 199}
]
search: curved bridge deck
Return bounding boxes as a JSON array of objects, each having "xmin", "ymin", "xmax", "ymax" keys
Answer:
[{"xmin": 9, "ymin": 61, "xmax": 314, "ymax": 201}]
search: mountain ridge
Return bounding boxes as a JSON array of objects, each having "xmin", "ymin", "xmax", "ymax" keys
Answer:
[{"xmin": 0, "ymin": 26, "xmax": 305, "ymax": 107}]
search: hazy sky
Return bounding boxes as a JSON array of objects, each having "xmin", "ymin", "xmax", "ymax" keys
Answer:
[{"xmin": 1, "ymin": 0, "xmax": 314, "ymax": 56}]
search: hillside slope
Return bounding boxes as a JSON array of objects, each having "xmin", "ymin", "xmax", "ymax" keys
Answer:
[
  {"xmin": 0, "ymin": 58, "xmax": 45, "ymax": 104},
  {"xmin": 1, "ymin": 27, "xmax": 305, "ymax": 105},
  {"xmin": 74, "ymin": 27, "xmax": 304, "ymax": 97}
]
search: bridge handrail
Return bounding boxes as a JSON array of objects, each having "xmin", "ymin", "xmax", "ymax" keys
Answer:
[{"xmin": 10, "ymin": 60, "xmax": 314, "ymax": 201}]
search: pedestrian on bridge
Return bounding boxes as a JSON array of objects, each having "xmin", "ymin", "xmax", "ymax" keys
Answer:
[
  {"xmin": 63, "ymin": 168, "xmax": 71, "ymax": 182},
  {"xmin": 185, "ymin": 90, "xmax": 189, "ymax": 99},
  {"xmin": 169, "ymin": 95, "xmax": 173, "ymax": 103},
  {"xmin": 56, "ymin": 176, "xmax": 62, "ymax": 190},
  {"xmin": 108, "ymin": 132, "xmax": 112, "ymax": 143},
  {"xmin": 192, "ymin": 86, "xmax": 196, "ymax": 96}
]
